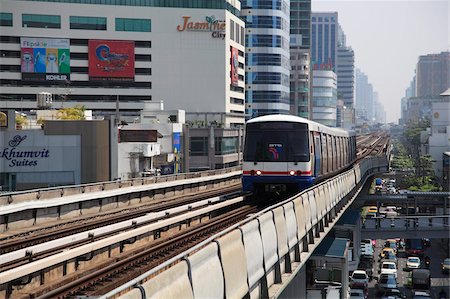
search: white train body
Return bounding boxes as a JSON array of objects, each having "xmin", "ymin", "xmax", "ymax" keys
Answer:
[{"xmin": 242, "ymin": 114, "xmax": 356, "ymax": 195}]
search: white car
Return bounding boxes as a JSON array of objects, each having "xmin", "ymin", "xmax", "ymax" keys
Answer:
[
  {"xmin": 380, "ymin": 262, "xmax": 397, "ymax": 278},
  {"xmin": 350, "ymin": 270, "xmax": 369, "ymax": 288},
  {"xmin": 349, "ymin": 288, "xmax": 367, "ymax": 299},
  {"xmin": 407, "ymin": 256, "xmax": 421, "ymax": 269},
  {"xmin": 380, "ymin": 206, "xmax": 398, "ymax": 217}
]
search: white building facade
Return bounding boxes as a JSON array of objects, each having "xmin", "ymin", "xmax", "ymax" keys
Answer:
[
  {"xmin": 0, "ymin": 0, "xmax": 245, "ymax": 127},
  {"xmin": 312, "ymin": 70, "xmax": 337, "ymax": 127}
]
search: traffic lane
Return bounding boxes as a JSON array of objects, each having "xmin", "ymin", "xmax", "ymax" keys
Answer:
[{"xmin": 368, "ymin": 238, "xmax": 450, "ymax": 298}]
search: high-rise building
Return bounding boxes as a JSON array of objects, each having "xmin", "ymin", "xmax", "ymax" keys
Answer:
[
  {"xmin": 336, "ymin": 25, "xmax": 355, "ymax": 109},
  {"xmin": 311, "ymin": 70, "xmax": 337, "ymax": 127},
  {"xmin": 355, "ymin": 68, "xmax": 374, "ymax": 124},
  {"xmin": 241, "ymin": 0, "xmax": 290, "ymax": 118},
  {"xmin": 0, "ymin": 0, "xmax": 246, "ymax": 127},
  {"xmin": 289, "ymin": 0, "xmax": 311, "ymax": 118},
  {"xmin": 311, "ymin": 12, "xmax": 338, "ymax": 71},
  {"xmin": 416, "ymin": 51, "xmax": 450, "ymax": 97}
]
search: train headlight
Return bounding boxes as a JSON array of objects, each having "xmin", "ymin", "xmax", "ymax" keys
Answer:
[
  {"xmin": 289, "ymin": 170, "xmax": 295, "ymax": 176},
  {"xmin": 297, "ymin": 170, "xmax": 302, "ymax": 176},
  {"xmin": 250, "ymin": 170, "xmax": 256, "ymax": 176},
  {"xmin": 256, "ymin": 170, "xmax": 262, "ymax": 176}
]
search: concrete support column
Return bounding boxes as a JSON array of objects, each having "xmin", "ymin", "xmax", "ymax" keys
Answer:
[{"xmin": 278, "ymin": 264, "xmax": 307, "ymax": 299}]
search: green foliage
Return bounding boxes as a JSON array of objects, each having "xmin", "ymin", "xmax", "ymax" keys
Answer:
[
  {"xmin": 15, "ymin": 114, "xmax": 27, "ymax": 127},
  {"xmin": 56, "ymin": 105, "xmax": 86, "ymax": 120}
]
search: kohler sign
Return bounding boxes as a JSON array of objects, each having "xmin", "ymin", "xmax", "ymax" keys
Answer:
[{"xmin": 1, "ymin": 135, "xmax": 50, "ymax": 167}]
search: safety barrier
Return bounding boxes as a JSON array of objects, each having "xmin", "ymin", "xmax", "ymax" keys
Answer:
[{"xmin": 102, "ymin": 156, "xmax": 389, "ymax": 299}]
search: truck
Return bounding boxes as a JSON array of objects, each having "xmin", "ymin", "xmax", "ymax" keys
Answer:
[{"xmin": 411, "ymin": 269, "xmax": 431, "ymax": 291}]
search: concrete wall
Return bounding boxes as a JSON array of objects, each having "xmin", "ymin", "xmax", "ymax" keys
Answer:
[{"xmin": 45, "ymin": 120, "xmax": 110, "ymax": 183}]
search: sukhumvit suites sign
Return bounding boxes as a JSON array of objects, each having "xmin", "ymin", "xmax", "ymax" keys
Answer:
[{"xmin": 1, "ymin": 135, "xmax": 50, "ymax": 167}]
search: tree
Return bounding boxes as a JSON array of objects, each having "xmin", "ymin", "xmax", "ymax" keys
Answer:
[
  {"xmin": 15, "ymin": 114, "xmax": 27, "ymax": 129},
  {"xmin": 56, "ymin": 105, "xmax": 86, "ymax": 120}
]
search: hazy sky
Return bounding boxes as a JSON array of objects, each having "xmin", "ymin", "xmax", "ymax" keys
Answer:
[{"xmin": 312, "ymin": 0, "xmax": 449, "ymax": 123}]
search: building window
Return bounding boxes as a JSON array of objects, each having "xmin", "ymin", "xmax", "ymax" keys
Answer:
[
  {"xmin": 22, "ymin": 14, "xmax": 60, "ymax": 28},
  {"xmin": 70, "ymin": 16, "xmax": 106, "ymax": 30},
  {"xmin": 190, "ymin": 137, "xmax": 208, "ymax": 156},
  {"xmin": 116, "ymin": 18, "xmax": 151, "ymax": 32},
  {"xmin": 215, "ymin": 137, "xmax": 238, "ymax": 155},
  {"xmin": 0, "ymin": 13, "xmax": 13, "ymax": 26},
  {"xmin": 230, "ymin": 19, "xmax": 234, "ymax": 41}
]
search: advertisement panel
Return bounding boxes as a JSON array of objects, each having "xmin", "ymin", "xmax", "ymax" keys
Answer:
[
  {"xmin": 88, "ymin": 40, "xmax": 135, "ymax": 81},
  {"xmin": 119, "ymin": 130, "xmax": 157, "ymax": 143},
  {"xmin": 231, "ymin": 47, "xmax": 239, "ymax": 86},
  {"xmin": 20, "ymin": 37, "xmax": 70, "ymax": 82}
]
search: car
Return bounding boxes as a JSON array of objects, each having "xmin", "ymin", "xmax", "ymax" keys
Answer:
[
  {"xmin": 350, "ymin": 270, "xmax": 369, "ymax": 288},
  {"xmin": 380, "ymin": 255, "xmax": 398, "ymax": 267},
  {"xmin": 358, "ymin": 258, "xmax": 374, "ymax": 279},
  {"xmin": 380, "ymin": 207, "xmax": 398, "ymax": 217},
  {"xmin": 407, "ymin": 256, "xmax": 421, "ymax": 269},
  {"xmin": 367, "ymin": 206, "xmax": 378, "ymax": 214},
  {"xmin": 442, "ymin": 258, "xmax": 450, "ymax": 274},
  {"xmin": 377, "ymin": 273, "xmax": 397, "ymax": 293},
  {"xmin": 384, "ymin": 239, "xmax": 398, "ymax": 253},
  {"xmin": 380, "ymin": 248, "xmax": 396, "ymax": 259},
  {"xmin": 361, "ymin": 239, "xmax": 375, "ymax": 249},
  {"xmin": 380, "ymin": 288, "xmax": 405, "ymax": 299},
  {"xmin": 366, "ymin": 211, "xmax": 377, "ymax": 219},
  {"xmin": 380, "ymin": 262, "xmax": 397, "ymax": 278},
  {"xmin": 349, "ymin": 288, "xmax": 367, "ymax": 299},
  {"xmin": 422, "ymin": 238, "xmax": 431, "ymax": 248},
  {"xmin": 413, "ymin": 290, "xmax": 431, "ymax": 298},
  {"xmin": 360, "ymin": 243, "xmax": 374, "ymax": 258}
]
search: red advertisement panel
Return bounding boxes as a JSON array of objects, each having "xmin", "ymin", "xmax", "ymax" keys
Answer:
[
  {"xmin": 231, "ymin": 47, "xmax": 239, "ymax": 86},
  {"xmin": 89, "ymin": 40, "xmax": 135, "ymax": 81}
]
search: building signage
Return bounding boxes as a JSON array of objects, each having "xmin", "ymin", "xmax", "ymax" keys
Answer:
[
  {"xmin": 88, "ymin": 40, "xmax": 135, "ymax": 81},
  {"xmin": 1, "ymin": 135, "xmax": 50, "ymax": 167},
  {"xmin": 231, "ymin": 47, "xmax": 239, "ymax": 86},
  {"xmin": 312, "ymin": 58, "xmax": 334, "ymax": 71},
  {"xmin": 20, "ymin": 37, "xmax": 70, "ymax": 82},
  {"xmin": 177, "ymin": 16, "xmax": 226, "ymax": 39},
  {"xmin": 119, "ymin": 130, "xmax": 157, "ymax": 143}
]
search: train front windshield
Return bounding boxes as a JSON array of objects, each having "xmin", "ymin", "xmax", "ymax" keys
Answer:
[{"xmin": 244, "ymin": 122, "xmax": 309, "ymax": 162}]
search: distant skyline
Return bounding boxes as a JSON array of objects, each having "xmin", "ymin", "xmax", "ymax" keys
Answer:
[{"xmin": 312, "ymin": 0, "xmax": 449, "ymax": 123}]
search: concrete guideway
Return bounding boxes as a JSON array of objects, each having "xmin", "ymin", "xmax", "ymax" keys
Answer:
[
  {"xmin": 0, "ymin": 194, "xmax": 234, "ymax": 267},
  {"xmin": 0, "ymin": 195, "xmax": 245, "ymax": 285},
  {"xmin": 102, "ymin": 156, "xmax": 389, "ymax": 299},
  {"xmin": 0, "ymin": 170, "xmax": 242, "ymax": 215},
  {"xmin": 0, "ymin": 169, "xmax": 241, "ymax": 232}
]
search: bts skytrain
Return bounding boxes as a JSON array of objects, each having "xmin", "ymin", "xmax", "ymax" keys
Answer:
[{"xmin": 242, "ymin": 114, "xmax": 356, "ymax": 196}]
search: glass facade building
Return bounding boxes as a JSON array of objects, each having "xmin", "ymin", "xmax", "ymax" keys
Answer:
[
  {"xmin": 311, "ymin": 12, "xmax": 337, "ymax": 71},
  {"xmin": 290, "ymin": 0, "xmax": 311, "ymax": 118},
  {"xmin": 242, "ymin": 0, "xmax": 291, "ymax": 118}
]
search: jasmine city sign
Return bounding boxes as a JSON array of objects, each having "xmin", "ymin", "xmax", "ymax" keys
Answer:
[{"xmin": 177, "ymin": 16, "xmax": 226, "ymax": 39}]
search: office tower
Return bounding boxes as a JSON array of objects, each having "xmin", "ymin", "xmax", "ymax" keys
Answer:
[
  {"xmin": 311, "ymin": 12, "xmax": 338, "ymax": 71},
  {"xmin": 311, "ymin": 70, "xmax": 337, "ymax": 126},
  {"xmin": 242, "ymin": 0, "xmax": 291, "ymax": 117},
  {"xmin": 290, "ymin": 0, "xmax": 311, "ymax": 118},
  {"xmin": 416, "ymin": 51, "xmax": 450, "ymax": 97},
  {"xmin": 336, "ymin": 25, "xmax": 355, "ymax": 109}
]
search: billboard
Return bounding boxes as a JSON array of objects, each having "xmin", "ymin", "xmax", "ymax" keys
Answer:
[
  {"xmin": 88, "ymin": 40, "xmax": 135, "ymax": 81},
  {"xmin": 119, "ymin": 130, "xmax": 157, "ymax": 143},
  {"xmin": 231, "ymin": 47, "xmax": 239, "ymax": 86},
  {"xmin": 20, "ymin": 37, "xmax": 70, "ymax": 82}
]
